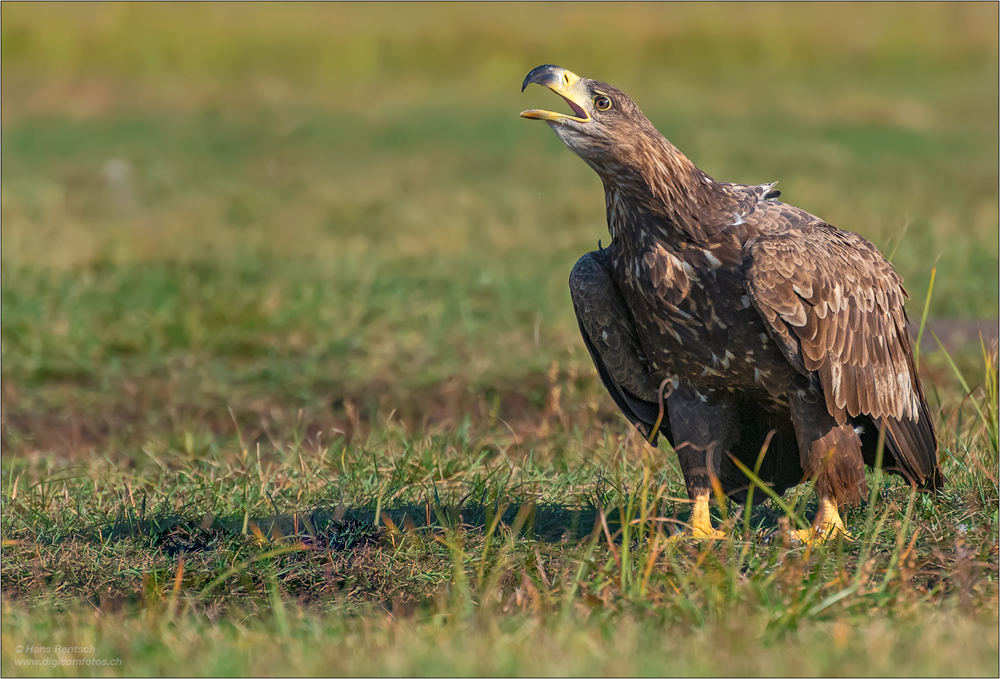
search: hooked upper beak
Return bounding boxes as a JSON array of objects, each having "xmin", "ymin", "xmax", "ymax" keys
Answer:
[{"xmin": 520, "ymin": 65, "xmax": 591, "ymax": 123}]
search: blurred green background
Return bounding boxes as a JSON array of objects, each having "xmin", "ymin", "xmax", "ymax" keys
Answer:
[{"xmin": 2, "ymin": 2, "xmax": 997, "ymax": 455}]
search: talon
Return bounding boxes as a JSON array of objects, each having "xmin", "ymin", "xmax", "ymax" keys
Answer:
[
  {"xmin": 789, "ymin": 526, "xmax": 853, "ymax": 546},
  {"xmin": 692, "ymin": 525, "xmax": 727, "ymax": 540},
  {"xmin": 667, "ymin": 527, "xmax": 726, "ymax": 541}
]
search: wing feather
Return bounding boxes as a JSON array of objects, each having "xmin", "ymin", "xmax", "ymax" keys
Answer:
[
  {"xmin": 742, "ymin": 222, "xmax": 939, "ymax": 486},
  {"xmin": 570, "ymin": 250, "xmax": 670, "ymax": 445}
]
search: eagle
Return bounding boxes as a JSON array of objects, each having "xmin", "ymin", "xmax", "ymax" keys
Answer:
[{"xmin": 520, "ymin": 65, "xmax": 944, "ymax": 541}]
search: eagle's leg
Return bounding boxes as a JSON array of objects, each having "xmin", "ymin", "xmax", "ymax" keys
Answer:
[
  {"xmin": 689, "ymin": 490, "xmax": 726, "ymax": 539},
  {"xmin": 667, "ymin": 388, "xmax": 740, "ymax": 539},
  {"xmin": 787, "ymin": 391, "xmax": 865, "ymax": 544}
]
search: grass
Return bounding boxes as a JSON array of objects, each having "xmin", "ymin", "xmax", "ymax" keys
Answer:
[
  {"xmin": 2, "ymin": 382, "xmax": 998, "ymax": 675},
  {"xmin": 2, "ymin": 3, "xmax": 998, "ymax": 676}
]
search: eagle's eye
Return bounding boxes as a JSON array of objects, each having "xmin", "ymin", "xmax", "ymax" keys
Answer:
[{"xmin": 593, "ymin": 96, "xmax": 612, "ymax": 111}]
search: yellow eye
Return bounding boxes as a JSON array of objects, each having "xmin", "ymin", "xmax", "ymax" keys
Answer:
[{"xmin": 594, "ymin": 96, "xmax": 612, "ymax": 111}]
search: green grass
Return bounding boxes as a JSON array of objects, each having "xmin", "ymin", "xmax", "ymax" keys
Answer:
[{"xmin": 2, "ymin": 3, "xmax": 998, "ymax": 676}]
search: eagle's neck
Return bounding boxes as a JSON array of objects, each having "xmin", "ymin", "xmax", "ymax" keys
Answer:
[{"xmin": 600, "ymin": 134, "xmax": 742, "ymax": 245}]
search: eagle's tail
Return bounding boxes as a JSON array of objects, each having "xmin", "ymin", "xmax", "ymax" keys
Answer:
[{"xmin": 857, "ymin": 407, "xmax": 944, "ymax": 491}]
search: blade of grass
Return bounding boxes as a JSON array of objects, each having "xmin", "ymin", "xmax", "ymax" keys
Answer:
[
  {"xmin": 743, "ymin": 429, "xmax": 776, "ymax": 539},
  {"xmin": 199, "ymin": 543, "xmax": 308, "ymax": 601},
  {"xmin": 931, "ymin": 328, "xmax": 990, "ymax": 428},
  {"xmin": 914, "ymin": 266, "xmax": 936, "ymax": 369}
]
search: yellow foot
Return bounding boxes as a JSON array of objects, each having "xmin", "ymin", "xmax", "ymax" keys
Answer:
[
  {"xmin": 690, "ymin": 525, "xmax": 727, "ymax": 540},
  {"xmin": 669, "ymin": 491, "xmax": 727, "ymax": 540},
  {"xmin": 789, "ymin": 497, "xmax": 853, "ymax": 545},
  {"xmin": 667, "ymin": 526, "xmax": 727, "ymax": 541},
  {"xmin": 790, "ymin": 525, "xmax": 853, "ymax": 545}
]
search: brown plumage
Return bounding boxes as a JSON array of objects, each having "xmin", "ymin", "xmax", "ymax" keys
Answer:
[{"xmin": 520, "ymin": 65, "xmax": 943, "ymax": 537}]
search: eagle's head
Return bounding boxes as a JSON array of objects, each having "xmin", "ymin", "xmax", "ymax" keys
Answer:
[
  {"xmin": 521, "ymin": 65, "xmax": 737, "ymax": 239},
  {"xmin": 520, "ymin": 64, "xmax": 660, "ymax": 176}
]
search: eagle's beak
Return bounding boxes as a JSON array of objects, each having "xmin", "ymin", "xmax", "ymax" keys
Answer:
[{"xmin": 520, "ymin": 65, "xmax": 591, "ymax": 123}]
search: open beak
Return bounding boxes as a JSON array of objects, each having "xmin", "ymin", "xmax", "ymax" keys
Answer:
[{"xmin": 520, "ymin": 65, "xmax": 591, "ymax": 123}]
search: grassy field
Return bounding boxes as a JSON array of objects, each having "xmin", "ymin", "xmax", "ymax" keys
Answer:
[{"xmin": 2, "ymin": 3, "xmax": 998, "ymax": 676}]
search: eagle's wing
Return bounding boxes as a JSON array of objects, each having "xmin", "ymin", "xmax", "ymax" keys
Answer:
[
  {"xmin": 570, "ymin": 250, "xmax": 670, "ymax": 445},
  {"xmin": 742, "ymin": 222, "xmax": 939, "ymax": 486}
]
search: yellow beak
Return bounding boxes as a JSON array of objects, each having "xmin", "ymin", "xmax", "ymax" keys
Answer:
[{"xmin": 520, "ymin": 65, "xmax": 591, "ymax": 123}]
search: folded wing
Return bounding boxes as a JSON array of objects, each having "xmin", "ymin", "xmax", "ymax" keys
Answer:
[
  {"xmin": 742, "ymin": 222, "xmax": 940, "ymax": 487},
  {"xmin": 570, "ymin": 249, "xmax": 670, "ymax": 445}
]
